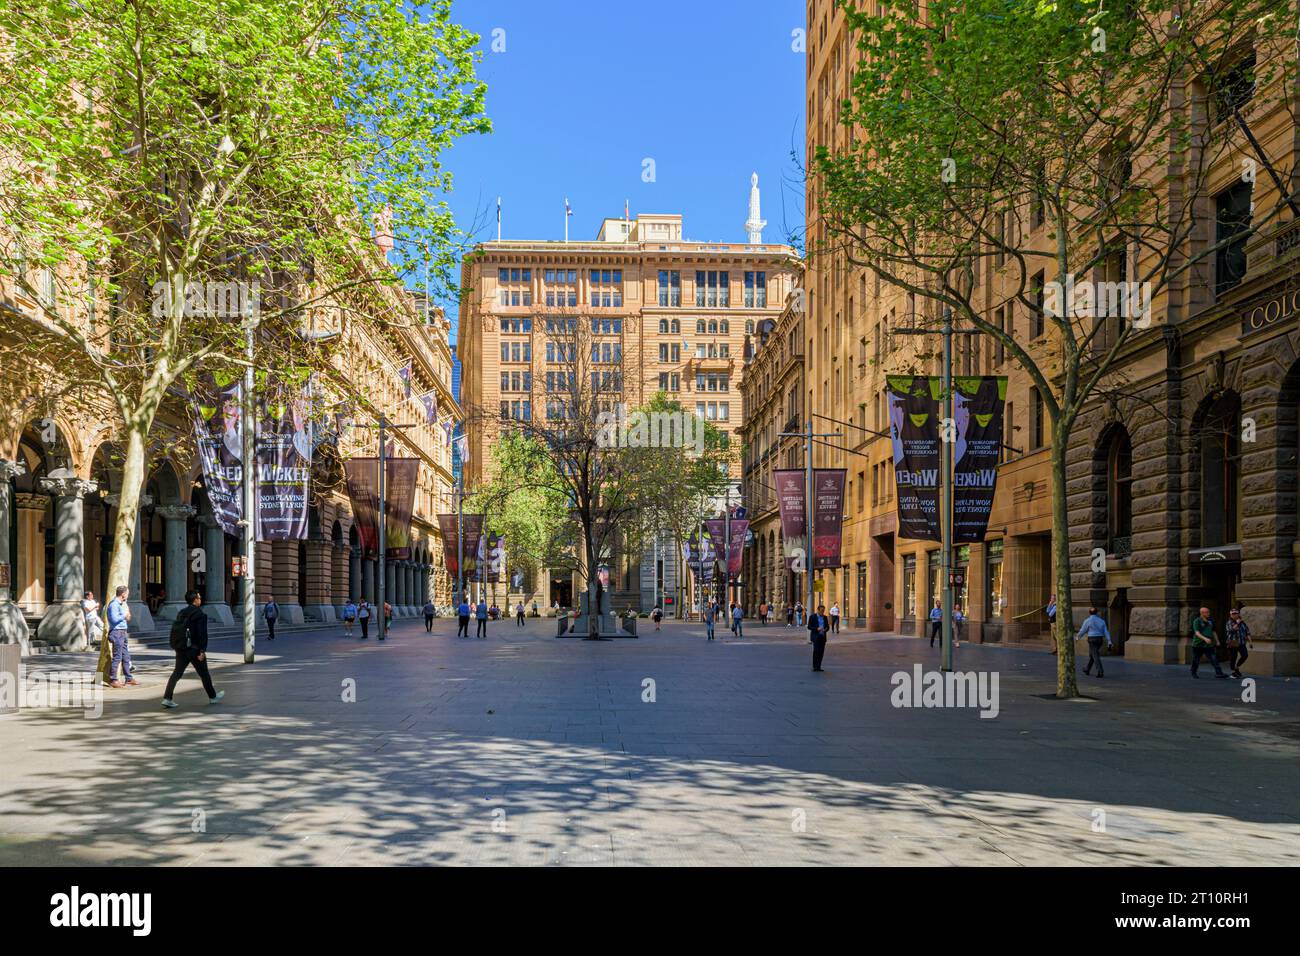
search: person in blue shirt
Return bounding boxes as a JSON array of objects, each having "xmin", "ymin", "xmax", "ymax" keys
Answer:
[
  {"xmin": 1077, "ymin": 606, "xmax": 1113, "ymax": 678},
  {"xmin": 104, "ymin": 585, "xmax": 136, "ymax": 688},
  {"xmin": 731, "ymin": 602, "xmax": 744, "ymax": 638},
  {"xmin": 703, "ymin": 603, "xmax": 715, "ymax": 641},
  {"xmin": 475, "ymin": 598, "xmax": 488, "ymax": 639},
  {"xmin": 456, "ymin": 596, "xmax": 471, "ymax": 638},
  {"xmin": 928, "ymin": 600, "xmax": 943, "ymax": 647},
  {"xmin": 808, "ymin": 604, "xmax": 831, "ymax": 672}
]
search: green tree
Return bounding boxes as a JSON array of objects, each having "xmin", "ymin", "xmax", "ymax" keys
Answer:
[
  {"xmin": 813, "ymin": 0, "xmax": 1297, "ymax": 696},
  {"xmin": 0, "ymin": 0, "xmax": 488, "ymax": 665}
]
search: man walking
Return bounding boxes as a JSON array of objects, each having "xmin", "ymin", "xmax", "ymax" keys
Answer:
[
  {"xmin": 1047, "ymin": 594, "xmax": 1058, "ymax": 655},
  {"xmin": 475, "ymin": 596, "xmax": 488, "ymax": 638},
  {"xmin": 703, "ymin": 602, "xmax": 715, "ymax": 641},
  {"xmin": 423, "ymin": 599, "xmax": 435, "ymax": 633},
  {"xmin": 161, "ymin": 590, "xmax": 224, "ymax": 709},
  {"xmin": 1077, "ymin": 606, "xmax": 1113, "ymax": 678},
  {"xmin": 516, "ymin": 601, "xmax": 526, "ymax": 627},
  {"xmin": 731, "ymin": 602, "xmax": 743, "ymax": 638},
  {"xmin": 358, "ymin": 600, "xmax": 372, "ymax": 639},
  {"xmin": 929, "ymin": 600, "xmax": 943, "ymax": 648},
  {"xmin": 263, "ymin": 598, "xmax": 279, "ymax": 642},
  {"xmin": 105, "ymin": 585, "xmax": 136, "ymax": 688},
  {"xmin": 1226, "ymin": 608, "xmax": 1252, "ymax": 679},
  {"xmin": 457, "ymin": 596, "xmax": 471, "ymax": 638},
  {"xmin": 829, "ymin": 602, "xmax": 840, "ymax": 634},
  {"xmin": 809, "ymin": 604, "xmax": 830, "ymax": 672},
  {"xmin": 1191, "ymin": 606, "xmax": 1228, "ymax": 679}
]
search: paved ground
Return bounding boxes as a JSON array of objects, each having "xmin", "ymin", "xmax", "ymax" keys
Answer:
[{"xmin": 2, "ymin": 616, "xmax": 1298, "ymax": 866}]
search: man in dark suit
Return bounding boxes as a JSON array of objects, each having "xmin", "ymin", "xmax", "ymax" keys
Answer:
[
  {"xmin": 809, "ymin": 604, "xmax": 830, "ymax": 672},
  {"xmin": 161, "ymin": 590, "xmax": 224, "ymax": 708}
]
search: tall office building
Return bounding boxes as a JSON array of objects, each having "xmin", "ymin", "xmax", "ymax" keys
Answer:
[{"xmin": 457, "ymin": 193, "xmax": 798, "ymax": 611}]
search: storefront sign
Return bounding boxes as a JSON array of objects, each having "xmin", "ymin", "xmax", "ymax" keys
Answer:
[{"xmin": 1241, "ymin": 287, "xmax": 1300, "ymax": 336}]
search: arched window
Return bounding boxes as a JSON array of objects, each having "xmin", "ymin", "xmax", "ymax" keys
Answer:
[
  {"xmin": 720, "ymin": 319, "xmax": 729, "ymax": 334},
  {"xmin": 746, "ymin": 319, "xmax": 755, "ymax": 335},
  {"xmin": 659, "ymin": 319, "xmax": 668, "ymax": 333},
  {"xmin": 708, "ymin": 320, "xmax": 718, "ymax": 334},
  {"xmin": 1105, "ymin": 428, "xmax": 1133, "ymax": 555},
  {"xmin": 1199, "ymin": 392, "xmax": 1242, "ymax": 546},
  {"xmin": 696, "ymin": 319, "xmax": 705, "ymax": 334},
  {"xmin": 671, "ymin": 319, "xmax": 680, "ymax": 333}
]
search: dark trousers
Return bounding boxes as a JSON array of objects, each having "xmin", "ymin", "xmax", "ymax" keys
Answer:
[
  {"xmin": 360, "ymin": 617, "xmax": 369, "ymax": 639},
  {"xmin": 164, "ymin": 648, "xmax": 216, "ymax": 700},
  {"xmin": 265, "ymin": 619, "xmax": 276, "ymax": 641},
  {"xmin": 830, "ymin": 615, "xmax": 839, "ymax": 634},
  {"xmin": 476, "ymin": 617, "xmax": 487, "ymax": 638},
  {"xmin": 930, "ymin": 620, "xmax": 941, "ymax": 646},
  {"xmin": 1229, "ymin": 643, "xmax": 1248, "ymax": 673},
  {"xmin": 457, "ymin": 615, "xmax": 469, "ymax": 637},
  {"xmin": 424, "ymin": 614, "xmax": 434, "ymax": 632},
  {"xmin": 1191, "ymin": 644, "xmax": 1224, "ymax": 676},
  {"xmin": 516, "ymin": 612, "xmax": 525, "ymax": 627},
  {"xmin": 1083, "ymin": 636, "xmax": 1105, "ymax": 675},
  {"xmin": 812, "ymin": 633, "xmax": 827, "ymax": 670}
]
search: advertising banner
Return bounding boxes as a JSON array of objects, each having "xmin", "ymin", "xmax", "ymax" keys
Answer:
[
  {"xmin": 483, "ymin": 533, "xmax": 506, "ymax": 583},
  {"xmin": 382, "ymin": 458, "xmax": 419, "ymax": 559},
  {"xmin": 886, "ymin": 375, "xmax": 1006, "ymax": 542},
  {"xmin": 436, "ymin": 514, "xmax": 484, "ymax": 581},
  {"xmin": 256, "ymin": 393, "xmax": 311, "ymax": 541},
  {"xmin": 774, "ymin": 469, "xmax": 808, "ymax": 570},
  {"xmin": 810, "ymin": 469, "xmax": 846, "ymax": 569},
  {"xmin": 190, "ymin": 377, "xmax": 243, "ymax": 537},
  {"xmin": 952, "ymin": 376, "xmax": 1007, "ymax": 543},
  {"xmin": 346, "ymin": 459, "xmax": 382, "ymax": 554},
  {"xmin": 887, "ymin": 376, "xmax": 942, "ymax": 541}
]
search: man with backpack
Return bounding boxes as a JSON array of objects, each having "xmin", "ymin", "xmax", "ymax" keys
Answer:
[
  {"xmin": 263, "ymin": 598, "xmax": 279, "ymax": 641},
  {"xmin": 161, "ymin": 590, "xmax": 224, "ymax": 709}
]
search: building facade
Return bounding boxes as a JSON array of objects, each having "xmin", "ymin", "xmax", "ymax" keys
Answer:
[
  {"xmin": 457, "ymin": 202, "xmax": 799, "ymax": 613},
  {"xmin": 0, "ymin": 245, "xmax": 461, "ymax": 653}
]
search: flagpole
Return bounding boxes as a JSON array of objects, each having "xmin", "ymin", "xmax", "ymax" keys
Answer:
[
  {"xmin": 564, "ymin": 197, "xmax": 569, "ymax": 243},
  {"xmin": 497, "ymin": 196, "xmax": 502, "ymax": 242}
]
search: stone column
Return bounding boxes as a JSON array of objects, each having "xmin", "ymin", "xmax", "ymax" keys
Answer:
[
  {"xmin": 198, "ymin": 516, "xmax": 234, "ymax": 626},
  {"xmin": 35, "ymin": 477, "xmax": 98, "ymax": 649},
  {"xmin": 0, "ymin": 460, "xmax": 31, "ymax": 651},
  {"xmin": 271, "ymin": 540, "xmax": 305, "ymax": 624},
  {"xmin": 303, "ymin": 536, "xmax": 336, "ymax": 623},
  {"xmin": 155, "ymin": 504, "xmax": 196, "ymax": 621},
  {"xmin": 362, "ymin": 555, "xmax": 375, "ymax": 604},
  {"xmin": 349, "ymin": 546, "xmax": 362, "ymax": 603},
  {"xmin": 332, "ymin": 542, "xmax": 351, "ymax": 616}
]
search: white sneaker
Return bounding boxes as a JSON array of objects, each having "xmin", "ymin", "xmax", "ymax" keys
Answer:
[
  {"xmin": 161, "ymin": 699, "xmax": 178, "ymax": 709},
  {"xmin": 208, "ymin": 691, "xmax": 225, "ymax": 704}
]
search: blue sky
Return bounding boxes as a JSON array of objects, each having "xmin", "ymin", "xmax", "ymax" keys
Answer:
[{"xmin": 435, "ymin": 0, "xmax": 807, "ymax": 332}]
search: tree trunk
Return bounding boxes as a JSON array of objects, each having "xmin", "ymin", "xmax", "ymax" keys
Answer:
[
  {"xmin": 96, "ymin": 421, "xmax": 149, "ymax": 682},
  {"xmin": 1050, "ymin": 429, "xmax": 1078, "ymax": 698}
]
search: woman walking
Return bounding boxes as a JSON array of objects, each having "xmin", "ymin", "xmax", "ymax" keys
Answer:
[
  {"xmin": 342, "ymin": 600, "xmax": 357, "ymax": 637},
  {"xmin": 358, "ymin": 600, "xmax": 371, "ymax": 639},
  {"xmin": 1226, "ymin": 608, "xmax": 1252, "ymax": 679}
]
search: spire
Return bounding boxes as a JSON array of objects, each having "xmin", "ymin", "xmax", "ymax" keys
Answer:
[{"xmin": 744, "ymin": 172, "xmax": 766, "ymax": 244}]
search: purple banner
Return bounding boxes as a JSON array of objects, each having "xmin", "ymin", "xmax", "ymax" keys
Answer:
[
  {"xmin": 255, "ymin": 394, "xmax": 311, "ymax": 541},
  {"xmin": 774, "ymin": 469, "xmax": 807, "ymax": 571},
  {"xmin": 811, "ymin": 469, "xmax": 846, "ymax": 569},
  {"xmin": 190, "ymin": 378, "xmax": 243, "ymax": 537}
]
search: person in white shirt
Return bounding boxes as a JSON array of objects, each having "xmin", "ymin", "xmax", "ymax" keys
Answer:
[
  {"xmin": 829, "ymin": 603, "xmax": 841, "ymax": 634},
  {"xmin": 82, "ymin": 591, "xmax": 102, "ymax": 645}
]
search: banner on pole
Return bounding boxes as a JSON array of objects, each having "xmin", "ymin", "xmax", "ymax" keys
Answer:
[
  {"xmin": 190, "ymin": 376, "xmax": 244, "ymax": 538},
  {"xmin": 887, "ymin": 375, "xmax": 1006, "ymax": 542},
  {"xmin": 437, "ymin": 514, "xmax": 484, "ymax": 581},
  {"xmin": 382, "ymin": 458, "xmax": 420, "ymax": 559},
  {"xmin": 346, "ymin": 459, "xmax": 382, "ymax": 554},
  {"xmin": 773, "ymin": 469, "xmax": 807, "ymax": 571},
  {"xmin": 811, "ymin": 469, "xmax": 846, "ymax": 569},
  {"xmin": 256, "ymin": 392, "xmax": 311, "ymax": 541}
]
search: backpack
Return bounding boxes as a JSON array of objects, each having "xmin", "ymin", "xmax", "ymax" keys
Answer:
[{"xmin": 169, "ymin": 610, "xmax": 192, "ymax": 651}]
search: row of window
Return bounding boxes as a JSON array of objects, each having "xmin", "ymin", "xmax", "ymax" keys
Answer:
[
  {"xmin": 695, "ymin": 401, "xmax": 730, "ymax": 421},
  {"xmin": 592, "ymin": 343, "xmax": 623, "ymax": 363},
  {"xmin": 500, "ymin": 342, "xmax": 532, "ymax": 362},
  {"xmin": 654, "ymin": 270, "xmax": 770, "ymax": 308},
  {"xmin": 500, "ymin": 371, "xmax": 533, "ymax": 392}
]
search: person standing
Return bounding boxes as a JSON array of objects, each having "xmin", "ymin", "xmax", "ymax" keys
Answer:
[
  {"xmin": 809, "ymin": 604, "xmax": 830, "ymax": 672},
  {"xmin": 785, "ymin": 602, "xmax": 794, "ymax": 627},
  {"xmin": 423, "ymin": 599, "xmax": 435, "ymax": 633},
  {"xmin": 263, "ymin": 598, "xmax": 279, "ymax": 642},
  {"xmin": 532, "ymin": 600, "xmax": 538, "ymax": 617},
  {"xmin": 457, "ymin": 596, "xmax": 471, "ymax": 638},
  {"xmin": 82, "ymin": 591, "xmax": 102, "ymax": 647},
  {"xmin": 382, "ymin": 600, "xmax": 392, "ymax": 640},
  {"xmin": 703, "ymin": 602, "xmax": 715, "ymax": 641},
  {"xmin": 829, "ymin": 602, "xmax": 840, "ymax": 635},
  {"xmin": 105, "ymin": 585, "xmax": 136, "ymax": 688},
  {"xmin": 358, "ymin": 600, "xmax": 371, "ymax": 639},
  {"xmin": 651, "ymin": 606, "xmax": 663, "ymax": 630},
  {"xmin": 1191, "ymin": 606, "xmax": 1228, "ymax": 679},
  {"xmin": 475, "ymin": 597, "xmax": 488, "ymax": 638},
  {"xmin": 1047, "ymin": 594, "xmax": 1058, "ymax": 655},
  {"xmin": 928, "ymin": 600, "xmax": 943, "ymax": 648},
  {"xmin": 516, "ymin": 601, "xmax": 526, "ymax": 627},
  {"xmin": 731, "ymin": 602, "xmax": 744, "ymax": 638},
  {"xmin": 1077, "ymin": 606, "xmax": 1113, "ymax": 678},
  {"xmin": 1226, "ymin": 608, "xmax": 1252, "ymax": 679},
  {"xmin": 342, "ymin": 600, "xmax": 357, "ymax": 637},
  {"xmin": 161, "ymin": 590, "xmax": 224, "ymax": 709},
  {"xmin": 758, "ymin": 600, "xmax": 767, "ymax": 625},
  {"xmin": 795, "ymin": 602, "xmax": 805, "ymax": 627}
]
